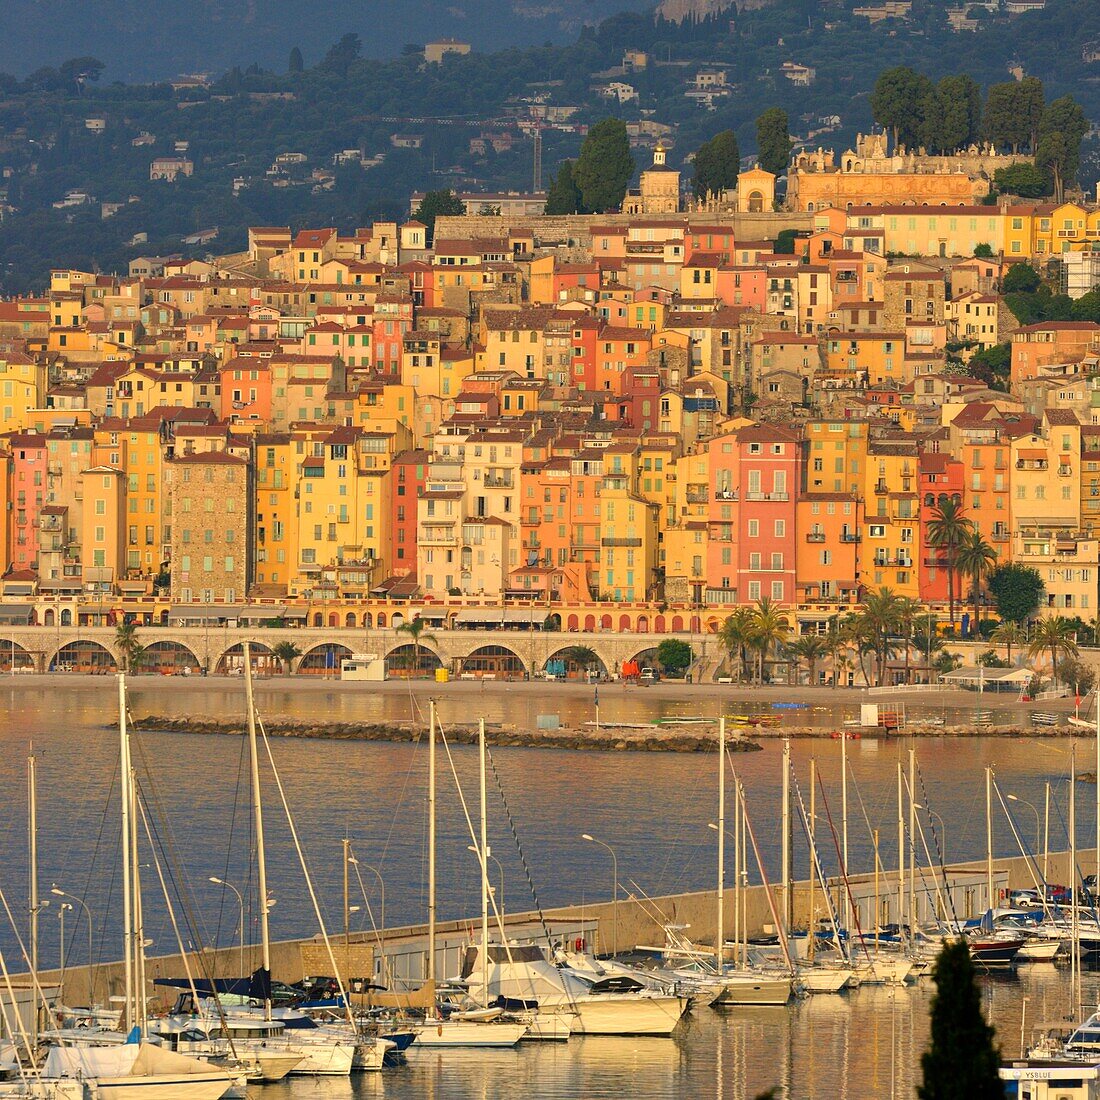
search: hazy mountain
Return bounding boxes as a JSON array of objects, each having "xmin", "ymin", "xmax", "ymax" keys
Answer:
[{"xmin": 1, "ymin": 0, "xmax": 653, "ymax": 82}]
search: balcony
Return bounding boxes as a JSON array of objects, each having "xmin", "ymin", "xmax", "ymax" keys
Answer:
[
  {"xmin": 805, "ymin": 532, "xmax": 826, "ymax": 543},
  {"xmin": 1058, "ymin": 465, "xmax": 1073, "ymax": 477},
  {"xmin": 602, "ymin": 537, "xmax": 643, "ymax": 547},
  {"xmin": 841, "ymin": 532, "xmax": 861, "ymax": 543},
  {"xmin": 686, "ymin": 488, "xmax": 709, "ymax": 504},
  {"xmin": 745, "ymin": 492, "xmax": 789, "ymax": 502},
  {"xmin": 1017, "ymin": 459, "xmax": 1048, "ymax": 471},
  {"xmin": 484, "ymin": 475, "xmax": 514, "ymax": 489},
  {"xmin": 992, "ymin": 530, "xmax": 1009, "ymax": 542},
  {"xmin": 714, "ymin": 489, "xmax": 737, "ymax": 501}
]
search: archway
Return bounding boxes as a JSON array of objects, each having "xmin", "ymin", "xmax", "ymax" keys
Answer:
[
  {"xmin": 567, "ymin": 614, "xmax": 579, "ymax": 631},
  {"xmin": 312, "ymin": 612, "xmax": 322, "ymax": 627},
  {"xmin": 654, "ymin": 615, "xmax": 665, "ymax": 633},
  {"xmin": 544, "ymin": 646, "xmax": 608, "ymax": 682},
  {"xmin": 377, "ymin": 612, "xmax": 387, "ymax": 628},
  {"xmin": 50, "ymin": 641, "xmax": 116, "ymax": 674},
  {"xmin": 671, "ymin": 615, "xmax": 684, "ymax": 632},
  {"xmin": 0, "ymin": 641, "xmax": 33, "ymax": 672},
  {"xmin": 385, "ymin": 643, "xmax": 442, "ymax": 679},
  {"xmin": 298, "ymin": 643, "xmax": 353, "ymax": 677},
  {"xmin": 461, "ymin": 645, "xmax": 525, "ymax": 680},
  {"xmin": 584, "ymin": 614, "xmax": 596, "ymax": 631},
  {"xmin": 601, "ymin": 614, "xmax": 612, "ymax": 630},
  {"xmin": 618, "ymin": 614, "xmax": 631, "ymax": 631},
  {"xmin": 748, "ymin": 191, "xmax": 764, "ymax": 213},
  {"xmin": 134, "ymin": 640, "xmax": 201, "ymax": 676},
  {"xmin": 637, "ymin": 616, "xmax": 649, "ymax": 633},
  {"xmin": 345, "ymin": 612, "xmax": 357, "ymax": 628},
  {"xmin": 215, "ymin": 642, "xmax": 277, "ymax": 676},
  {"xmin": 43, "ymin": 609, "xmax": 54, "ymax": 626},
  {"xmin": 61, "ymin": 608, "xmax": 72, "ymax": 626},
  {"xmin": 363, "ymin": 612, "xmax": 373, "ymax": 629},
  {"xmin": 391, "ymin": 612, "xmax": 406, "ymax": 629}
]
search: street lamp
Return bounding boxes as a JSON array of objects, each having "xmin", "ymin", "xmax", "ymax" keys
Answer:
[
  {"xmin": 468, "ymin": 845, "xmax": 506, "ymax": 926},
  {"xmin": 58, "ymin": 903, "xmax": 72, "ymax": 978},
  {"xmin": 348, "ymin": 855, "xmax": 387, "ymax": 985},
  {"xmin": 913, "ymin": 804, "xmax": 948, "ymax": 864},
  {"xmin": 581, "ymin": 834, "xmax": 618, "ymax": 957},
  {"xmin": 209, "ymin": 877, "xmax": 246, "ymax": 977},
  {"xmin": 1008, "ymin": 794, "xmax": 1042, "ymax": 854},
  {"xmin": 51, "ymin": 887, "xmax": 95, "ymax": 1004}
]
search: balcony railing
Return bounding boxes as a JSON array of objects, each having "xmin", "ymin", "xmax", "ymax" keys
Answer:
[
  {"xmin": 841, "ymin": 532, "xmax": 861, "ymax": 543},
  {"xmin": 745, "ymin": 492, "xmax": 789, "ymax": 502},
  {"xmin": 686, "ymin": 488, "xmax": 709, "ymax": 503},
  {"xmin": 805, "ymin": 532, "xmax": 826, "ymax": 543},
  {"xmin": 602, "ymin": 537, "xmax": 643, "ymax": 547}
]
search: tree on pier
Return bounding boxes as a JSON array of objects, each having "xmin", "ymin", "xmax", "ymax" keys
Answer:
[
  {"xmin": 272, "ymin": 640, "xmax": 302, "ymax": 675},
  {"xmin": 919, "ymin": 940, "xmax": 1001, "ymax": 1099}
]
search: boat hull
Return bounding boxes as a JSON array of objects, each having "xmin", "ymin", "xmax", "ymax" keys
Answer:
[
  {"xmin": 798, "ymin": 969, "xmax": 853, "ymax": 994},
  {"xmin": 410, "ymin": 1021, "xmax": 528, "ymax": 1048},
  {"xmin": 559, "ymin": 994, "xmax": 687, "ymax": 1036},
  {"xmin": 711, "ymin": 978, "xmax": 792, "ymax": 1006},
  {"xmin": 286, "ymin": 1043, "xmax": 355, "ymax": 1076},
  {"xmin": 93, "ymin": 1072, "xmax": 234, "ymax": 1100}
]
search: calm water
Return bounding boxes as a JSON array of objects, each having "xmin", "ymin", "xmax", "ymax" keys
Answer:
[{"xmin": 0, "ymin": 680, "xmax": 1095, "ymax": 1097}]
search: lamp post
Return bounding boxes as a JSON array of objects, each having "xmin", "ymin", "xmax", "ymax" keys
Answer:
[
  {"xmin": 1008, "ymin": 794, "xmax": 1041, "ymax": 855},
  {"xmin": 468, "ymin": 845, "xmax": 506, "ymax": 926},
  {"xmin": 51, "ymin": 887, "xmax": 95, "ymax": 1003},
  {"xmin": 913, "ymin": 804, "xmax": 948, "ymax": 864},
  {"xmin": 58, "ymin": 902, "xmax": 72, "ymax": 981},
  {"xmin": 348, "ymin": 855, "xmax": 387, "ymax": 985},
  {"xmin": 581, "ymin": 833, "xmax": 618, "ymax": 957},
  {"xmin": 208, "ymin": 877, "xmax": 245, "ymax": 977}
]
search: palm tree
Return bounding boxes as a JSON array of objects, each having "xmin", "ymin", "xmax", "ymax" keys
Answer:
[
  {"xmin": 114, "ymin": 622, "xmax": 142, "ymax": 673},
  {"xmin": 271, "ymin": 640, "xmax": 301, "ymax": 675},
  {"xmin": 895, "ymin": 596, "xmax": 922, "ymax": 684},
  {"xmin": 396, "ymin": 616, "xmax": 438, "ymax": 678},
  {"xmin": 786, "ymin": 635, "xmax": 829, "ymax": 687},
  {"xmin": 991, "ymin": 620, "xmax": 1024, "ymax": 665},
  {"xmin": 926, "ymin": 497, "xmax": 970, "ymax": 631},
  {"xmin": 748, "ymin": 597, "xmax": 790, "ymax": 684},
  {"xmin": 1028, "ymin": 616, "xmax": 1079, "ymax": 685},
  {"xmin": 859, "ymin": 587, "xmax": 905, "ymax": 686},
  {"xmin": 718, "ymin": 606, "xmax": 755, "ymax": 682},
  {"xmin": 955, "ymin": 529, "xmax": 997, "ymax": 638},
  {"xmin": 560, "ymin": 644, "xmax": 599, "ymax": 678},
  {"xmin": 825, "ymin": 615, "xmax": 846, "ymax": 688}
]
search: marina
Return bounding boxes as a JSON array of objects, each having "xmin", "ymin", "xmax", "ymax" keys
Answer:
[{"xmin": 2, "ymin": 677, "xmax": 1100, "ymax": 1096}]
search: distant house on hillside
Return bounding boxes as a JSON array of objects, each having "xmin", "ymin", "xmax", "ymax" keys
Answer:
[
  {"xmin": 150, "ymin": 157, "xmax": 193, "ymax": 182},
  {"xmin": 424, "ymin": 39, "xmax": 470, "ymax": 64}
]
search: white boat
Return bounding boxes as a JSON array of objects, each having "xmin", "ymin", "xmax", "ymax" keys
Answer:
[
  {"xmin": 1001, "ymin": 1058, "xmax": 1100, "ymax": 1098},
  {"xmin": 43, "ymin": 1043, "xmax": 235, "ymax": 1100},
  {"xmin": 462, "ymin": 944, "xmax": 688, "ymax": 1036},
  {"xmin": 795, "ymin": 967, "xmax": 853, "ymax": 994},
  {"xmin": 148, "ymin": 1013, "xmax": 304, "ymax": 1082},
  {"xmin": 1016, "ymin": 939, "xmax": 1061, "ymax": 962},
  {"xmin": 708, "ymin": 971, "xmax": 794, "ymax": 1006},
  {"xmin": 409, "ymin": 1019, "xmax": 528, "ymax": 1048}
]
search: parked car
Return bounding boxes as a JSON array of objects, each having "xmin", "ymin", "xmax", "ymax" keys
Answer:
[{"xmin": 639, "ymin": 667, "xmax": 659, "ymax": 684}]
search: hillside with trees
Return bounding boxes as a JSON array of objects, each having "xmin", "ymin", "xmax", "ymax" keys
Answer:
[{"xmin": 0, "ymin": 0, "xmax": 1096, "ymax": 291}]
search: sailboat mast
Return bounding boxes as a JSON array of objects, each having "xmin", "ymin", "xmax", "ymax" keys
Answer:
[
  {"xmin": 841, "ymin": 733, "xmax": 850, "ymax": 932},
  {"xmin": 119, "ymin": 674, "xmax": 134, "ymax": 1034},
  {"xmin": 130, "ymin": 758, "xmax": 147, "ymax": 1033},
  {"xmin": 479, "ymin": 718, "xmax": 489, "ymax": 1005},
  {"xmin": 1095, "ymin": 692, "xmax": 1099, "ymax": 893},
  {"xmin": 896, "ymin": 762, "xmax": 904, "ymax": 937},
  {"xmin": 808, "ymin": 757, "xmax": 816, "ymax": 963},
  {"xmin": 732, "ymin": 757, "xmax": 740, "ymax": 953},
  {"xmin": 1071, "ymin": 743, "xmax": 1080, "ymax": 1017},
  {"xmin": 27, "ymin": 752, "xmax": 37, "ymax": 986},
  {"xmin": 716, "ymin": 716, "xmax": 725, "ymax": 969},
  {"xmin": 781, "ymin": 737, "xmax": 790, "ymax": 935},
  {"xmin": 985, "ymin": 765, "xmax": 994, "ymax": 915},
  {"xmin": 908, "ymin": 748, "xmax": 916, "ymax": 935},
  {"xmin": 244, "ymin": 642, "xmax": 272, "ymax": 1017},
  {"xmin": 428, "ymin": 700, "xmax": 437, "ymax": 988}
]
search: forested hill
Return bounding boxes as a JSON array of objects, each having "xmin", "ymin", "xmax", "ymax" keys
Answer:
[
  {"xmin": 0, "ymin": 0, "xmax": 652, "ymax": 82},
  {"xmin": 0, "ymin": 0, "xmax": 1097, "ymax": 292}
]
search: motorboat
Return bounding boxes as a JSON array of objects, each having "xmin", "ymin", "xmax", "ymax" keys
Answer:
[{"xmin": 461, "ymin": 944, "xmax": 688, "ymax": 1036}]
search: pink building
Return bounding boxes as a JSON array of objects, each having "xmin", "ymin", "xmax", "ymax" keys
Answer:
[{"xmin": 10, "ymin": 433, "xmax": 47, "ymax": 573}]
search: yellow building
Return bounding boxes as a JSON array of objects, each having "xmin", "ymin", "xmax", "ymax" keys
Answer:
[
  {"xmin": 823, "ymin": 332, "xmax": 906, "ymax": 386},
  {"xmin": 80, "ymin": 466, "xmax": 126, "ymax": 587},
  {"xmin": 253, "ymin": 432, "xmax": 298, "ymax": 594},
  {"xmin": 863, "ymin": 438, "xmax": 920, "ymax": 598},
  {"xmin": 804, "ymin": 418, "xmax": 869, "ymax": 497},
  {"xmin": 0, "ymin": 352, "xmax": 47, "ymax": 433},
  {"xmin": 600, "ymin": 447, "xmax": 660, "ymax": 603}
]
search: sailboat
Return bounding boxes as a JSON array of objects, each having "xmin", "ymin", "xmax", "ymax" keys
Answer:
[{"xmin": 38, "ymin": 676, "xmax": 236, "ymax": 1100}]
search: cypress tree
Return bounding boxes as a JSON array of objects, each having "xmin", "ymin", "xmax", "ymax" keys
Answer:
[
  {"xmin": 919, "ymin": 941, "xmax": 1001, "ymax": 1100},
  {"xmin": 545, "ymin": 159, "xmax": 582, "ymax": 215}
]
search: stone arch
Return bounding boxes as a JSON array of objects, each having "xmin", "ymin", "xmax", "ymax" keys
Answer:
[
  {"xmin": 545, "ymin": 646, "xmax": 609, "ymax": 682},
  {"xmin": 215, "ymin": 641, "xmax": 277, "ymax": 676},
  {"xmin": 747, "ymin": 191, "xmax": 764, "ymax": 213},
  {"xmin": 629, "ymin": 646, "xmax": 659, "ymax": 670},
  {"xmin": 0, "ymin": 641, "xmax": 33, "ymax": 672},
  {"xmin": 50, "ymin": 640, "xmax": 116, "ymax": 674},
  {"xmin": 298, "ymin": 643, "xmax": 353, "ymax": 676},
  {"xmin": 461, "ymin": 644, "xmax": 525, "ymax": 680},
  {"xmin": 385, "ymin": 642, "xmax": 441, "ymax": 678},
  {"xmin": 671, "ymin": 615, "xmax": 684, "ymax": 632},
  {"xmin": 567, "ymin": 613, "xmax": 580, "ymax": 630},
  {"xmin": 135, "ymin": 640, "xmax": 201, "ymax": 675}
]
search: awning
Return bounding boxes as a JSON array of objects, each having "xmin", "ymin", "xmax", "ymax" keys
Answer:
[
  {"xmin": 1, "ymin": 583, "xmax": 35, "ymax": 596},
  {"xmin": 0, "ymin": 603, "xmax": 33, "ymax": 623},
  {"xmin": 454, "ymin": 608, "xmax": 539, "ymax": 625},
  {"xmin": 942, "ymin": 666, "xmax": 1032, "ymax": 685}
]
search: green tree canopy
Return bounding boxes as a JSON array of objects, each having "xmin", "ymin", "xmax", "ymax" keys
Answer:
[
  {"xmin": 656, "ymin": 638, "xmax": 693, "ymax": 675},
  {"xmin": 919, "ymin": 941, "xmax": 1001, "ymax": 1099},
  {"xmin": 692, "ymin": 130, "xmax": 740, "ymax": 199},
  {"xmin": 755, "ymin": 108, "xmax": 791, "ymax": 177},
  {"xmin": 993, "ymin": 162, "xmax": 1051, "ymax": 198},
  {"xmin": 935, "ymin": 73, "xmax": 982, "ymax": 152},
  {"xmin": 545, "ymin": 159, "xmax": 582, "ymax": 215},
  {"xmin": 965, "ymin": 342, "xmax": 1010, "ymax": 389},
  {"xmin": 870, "ymin": 66, "xmax": 935, "ymax": 149},
  {"xmin": 1002, "ymin": 262, "xmax": 1041, "ymax": 294},
  {"xmin": 983, "ymin": 79, "xmax": 1044, "ymax": 152},
  {"xmin": 987, "ymin": 562, "xmax": 1044, "ymax": 623},
  {"xmin": 1072, "ymin": 289, "xmax": 1100, "ymax": 323},
  {"xmin": 288, "ymin": 47, "xmax": 304, "ymax": 73},
  {"xmin": 412, "ymin": 189, "xmax": 465, "ymax": 245},
  {"xmin": 574, "ymin": 118, "xmax": 634, "ymax": 214},
  {"xmin": 1037, "ymin": 95, "xmax": 1088, "ymax": 200}
]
